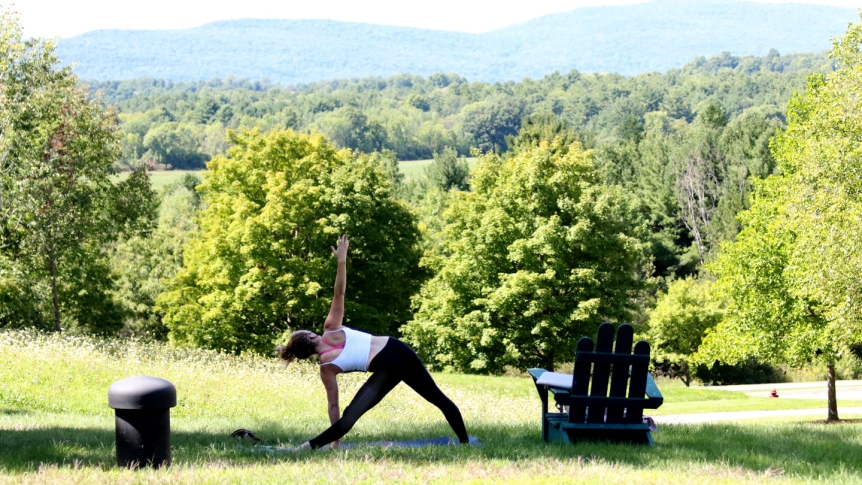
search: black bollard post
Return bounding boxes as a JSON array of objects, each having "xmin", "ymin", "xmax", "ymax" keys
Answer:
[{"xmin": 108, "ymin": 376, "xmax": 177, "ymax": 469}]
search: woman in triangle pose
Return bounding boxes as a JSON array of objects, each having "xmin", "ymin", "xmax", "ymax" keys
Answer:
[{"xmin": 276, "ymin": 235, "xmax": 469, "ymax": 450}]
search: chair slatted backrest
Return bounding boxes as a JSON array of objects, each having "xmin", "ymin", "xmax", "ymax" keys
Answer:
[
  {"xmin": 568, "ymin": 323, "xmax": 650, "ymax": 425},
  {"xmin": 626, "ymin": 340, "xmax": 651, "ymax": 424},
  {"xmin": 606, "ymin": 324, "xmax": 634, "ymax": 422},
  {"xmin": 586, "ymin": 324, "xmax": 615, "ymax": 423},
  {"xmin": 568, "ymin": 337, "xmax": 593, "ymax": 423}
]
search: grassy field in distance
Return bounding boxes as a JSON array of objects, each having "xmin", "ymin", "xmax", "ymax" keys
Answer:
[
  {"xmin": 115, "ymin": 158, "xmax": 479, "ymax": 190},
  {"xmin": 113, "ymin": 169, "xmax": 202, "ymax": 191},
  {"xmin": 398, "ymin": 159, "xmax": 434, "ymax": 179},
  {"xmin": 2, "ymin": 330, "xmax": 862, "ymax": 484},
  {"xmin": 398, "ymin": 158, "xmax": 478, "ymax": 180}
]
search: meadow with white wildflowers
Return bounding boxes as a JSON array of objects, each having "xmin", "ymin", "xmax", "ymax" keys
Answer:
[{"xmin": 2, "ymin": 331, "xmax": 862, "ymax": 484}]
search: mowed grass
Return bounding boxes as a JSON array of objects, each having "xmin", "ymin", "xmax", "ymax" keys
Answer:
[
  {"xmin": 113, "ymin": 170, "xmax": 203, "ymax": 192},
  {"xmin": 397, "ymin": 158, "xmax": 478, "ymax": 180},
  {"xmin": 397, "ymin": 159, "xmax": 434, "ymax": 180},
  {"xmin": 115, "ymin": 158, "xmax": 479, "ymax": 190},
  {"xmin": 2, "ymin": 331, "xmax": 862, "ymax": 484}
]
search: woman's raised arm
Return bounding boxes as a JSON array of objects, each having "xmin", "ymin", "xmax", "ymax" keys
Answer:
[{"xmin": 323, "ymin": 235, "xmax": 349, "ymax": 332}]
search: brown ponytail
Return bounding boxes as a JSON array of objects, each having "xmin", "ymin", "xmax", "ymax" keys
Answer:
[
  {"xmin": 275, "ymin": 344, "xmax": 296, "ymax": 364},
  {"xmin": 275, "ymin": 330, "xmax": 317, "ymax": 365}
]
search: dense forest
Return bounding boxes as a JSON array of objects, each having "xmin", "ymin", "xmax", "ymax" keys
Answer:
[
  {"xmin": 97, "ymin": 50, "xmax": 831, "ymax": 166},
  {"xmin": 57, "ymin": 0, "xmax": 855, "ymax": 82},
  {"xmin": 9, "ymin": 1, "xmax": 862, "ymax": 395},
  {"xmin": 83, "ymin": 48, "xmax": 831, "ymax": 365}
]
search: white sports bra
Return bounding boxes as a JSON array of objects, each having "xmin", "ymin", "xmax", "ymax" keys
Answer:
[{"xmin": 319, "ymin": 327, "xmax": 372, "ymax": 373}]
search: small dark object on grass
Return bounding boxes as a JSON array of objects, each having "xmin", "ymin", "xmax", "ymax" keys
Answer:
[
  {"xmin": 231, "ymin": 429, "xmax": 262, "ymax": 443},
  {"xmin": 108, "ymin": 375, "xmax": 177, "ymax": 469},
  {"xmin": 771, "ymin": 389, "xmax": 779, "ymax": 398}
]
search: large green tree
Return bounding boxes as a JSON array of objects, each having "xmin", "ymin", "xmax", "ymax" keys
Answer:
[
  {"xmin": 0, "ymin": 8, "xmax": 155, "ymax": 331},
  {"xmin": 697, "ymin": 18, "xmax": 862, "ymax": 421},
  {"xmin": 461, "ymin": 98, "xmax": 527, "ymax": 153},
  {"xmin": 403, "ymin": 138, "xmax": 649, "ymax": 373},
  {"xmin": 695, "ymin": 175, "xmax": 828, "ymax": 404},
  {"xmin": 141, "ymin": 122, "xmax": 208, "ymax": 169},
  {"xmin": 423, "ymin": 146, "xmax": 470, "ymax": 191},
  {"xmin": 646, "ymin": 277, "xmax": 725, "ymax": 386},
  {"xmin": 157, "ymin": 129, "xmax": 424, "ymax": 353}
]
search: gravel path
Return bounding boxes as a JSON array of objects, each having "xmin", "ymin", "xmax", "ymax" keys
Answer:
[
  {"xmin": 653, "ymin": 407, "xmax": 862, "ymax": 424},
  {"xmin": 695, "ymin": 380, "xmax": 862, "ymax": 399},
  {"xmin": 695, "ymin": 380, "xmax": 862, "ymax": 392},
  {"xmin": 654, "ymin": 381, "xmax": 862, "ymax": 424}
]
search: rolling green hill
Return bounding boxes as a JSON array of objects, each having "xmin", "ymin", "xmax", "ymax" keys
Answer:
[{"xmin": 57, "ymin": 0, "xmax": 857, "ymax": 84}]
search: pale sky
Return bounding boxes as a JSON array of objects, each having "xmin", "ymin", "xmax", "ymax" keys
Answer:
[{"xmin": 5, "ymin": 0, "xmax": 862, "ymax": 38}]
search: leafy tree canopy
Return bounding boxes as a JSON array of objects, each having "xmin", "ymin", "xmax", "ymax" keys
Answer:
[
  {"xmin": 0, "ymin": 8, "xmax": 156, "ymax": 332},
  {"xmin": 695, "ymin": 17, "xmax": 862, "ymax": 420},
  {"xmin": 110, "ymin": 174, "xmax": 203, "ymax": 339},
  {"xmin": 697, "ymin": 18, "xmax": 862, "ymax": 369},
  {"xmin": 403, "ymin": 138, "xmax": 649, "ymax": 373},
  {"xmin": 423, "ymin": 147, "xmax": 470, "ymax": 192},
  {"xmin": 157, "ymin": 129, "xmax": 424, "ymax": 353},
  {"xmin": 93, "ymin": 49, "xmax": 827, "ymax": 168},
  {"xmin": 646, "ymin": 277, "xmax": 725, "ymax": 386}
]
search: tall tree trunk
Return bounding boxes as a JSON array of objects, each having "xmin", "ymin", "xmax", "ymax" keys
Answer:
[
  {"xmin": 827, "ymin": 361, "xmax": 839, "ymax": 421},
  {"xmin": 544, "ymin": 350, "xmax": 555, "ymax": 372},
  {"xmin": 681, "ymin": 361, "xmax": 691, "ymax": 387},
  {"xmin": 48, "ymin": 254, "xmax": 60, "ymax": 328}
]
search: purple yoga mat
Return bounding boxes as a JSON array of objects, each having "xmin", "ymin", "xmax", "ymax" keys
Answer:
[
  {"xmin": 257, "ymin": 436, "xmax": 481, "ymax": 452},
  {"xmin": 330, "ymin": 435, "xmax": 481, "ymax": 449}
]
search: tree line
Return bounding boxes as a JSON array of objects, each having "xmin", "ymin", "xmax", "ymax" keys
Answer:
[{"xmin": 94, "ymin": 49, "xmax": 828, "ymax": 168}]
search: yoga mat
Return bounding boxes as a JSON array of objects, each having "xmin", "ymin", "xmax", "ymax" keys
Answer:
[{"xmin": 256, "ymin": 435, "xmax": 481, "ymax": 452}]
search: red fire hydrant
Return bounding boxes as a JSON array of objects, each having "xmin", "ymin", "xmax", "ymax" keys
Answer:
[{"xmin": 770, "ymin": 389, "xmax": 779, "ymax": 398}]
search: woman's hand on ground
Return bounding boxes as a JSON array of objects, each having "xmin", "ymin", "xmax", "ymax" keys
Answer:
[{"xmin": 331, "ymin": 235, "xmax": 349, "ymax": 263}]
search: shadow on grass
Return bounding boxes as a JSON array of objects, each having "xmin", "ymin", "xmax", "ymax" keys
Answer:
[
  {"xmin": 0, "ymin": 408, "xmax": 29, "ymax": 415},
  {"xmin": 1, "ymin": 420, "xmax": 861, "ymax": 479}
]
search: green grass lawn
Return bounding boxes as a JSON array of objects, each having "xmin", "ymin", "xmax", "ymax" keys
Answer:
[
  {"xmin": 2, "ymin": 330, "xmax": 862, "ymax": 484},
  {"xmin": 397, "ymin": 159, "xmax": 434, "ymax": 179},
  {"xmin": 116, "ymin": 159, "xmax": 480, "ymax": 190},
  {"xmin": 382, "ymin": 158, "xmax": 480, "ymax": 181},
  {"xmin": 114, "ymin": 170, "xmax": 202, "ymax": 192}
]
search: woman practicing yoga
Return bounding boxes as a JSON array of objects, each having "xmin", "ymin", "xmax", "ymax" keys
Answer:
[{"xmin": 276, "ymin": 235, "xmax": 469, "ymax": 450}]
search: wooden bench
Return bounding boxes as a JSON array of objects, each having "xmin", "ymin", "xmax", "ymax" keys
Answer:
[{"xmin": 528, "ymin": 323, "xmax": 663, "ymax": 445}]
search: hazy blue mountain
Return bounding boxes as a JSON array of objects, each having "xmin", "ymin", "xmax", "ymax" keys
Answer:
[{"xmin": 57, "ymin": 0, "xmax": 857, "ymax": 83}]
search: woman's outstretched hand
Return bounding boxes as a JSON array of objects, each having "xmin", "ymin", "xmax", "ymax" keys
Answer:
[
  {"xmin": 331, "ymin": 235, "xmax": 349, "ymax": 263},
  {"xmin": 291, "ymin": 441, "xmax": 311, "ymax": 452}
]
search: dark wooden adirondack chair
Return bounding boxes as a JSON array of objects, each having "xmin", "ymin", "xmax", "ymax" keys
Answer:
[{"xmin": 528, "ymin": 323, "xmax": 663, "ymax": 445}]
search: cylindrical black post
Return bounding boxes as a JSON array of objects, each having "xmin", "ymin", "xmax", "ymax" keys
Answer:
[{"xmin": 108, "ymin": 376, "xmax": 177, "ymax": 469}]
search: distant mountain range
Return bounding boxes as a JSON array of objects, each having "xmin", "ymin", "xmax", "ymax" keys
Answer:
[{"xmin": 57, "ymin": 0, "xmax": 858, "ymax": 84}]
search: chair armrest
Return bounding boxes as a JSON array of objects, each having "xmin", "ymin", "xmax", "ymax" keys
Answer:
[
  {"xmin": 645, "ymin": 374, "xmax": 664, "ymax": 407},
  {"xmin": 549, "ymin": 388, "xmax": 571, "ymax": 397},
  {"xmin": 528, "ymin": 368, "xmax": 547, "ymax": 382}
]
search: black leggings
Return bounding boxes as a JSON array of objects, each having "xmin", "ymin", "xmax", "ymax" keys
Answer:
[{"xmin": 308, "ymin": 338, "xmax": 469, "ymax": 448}]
